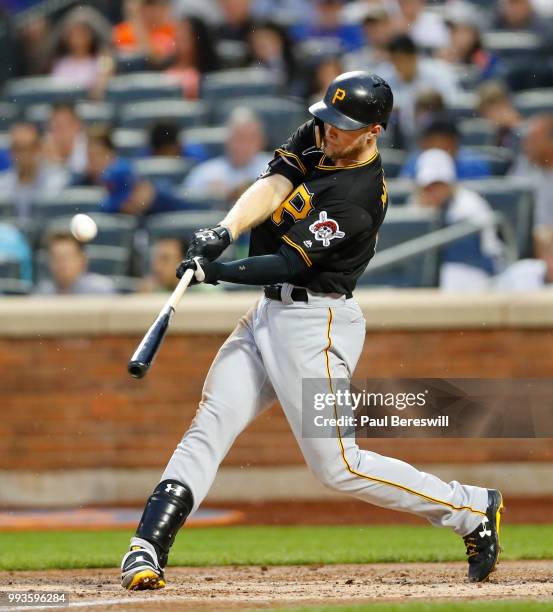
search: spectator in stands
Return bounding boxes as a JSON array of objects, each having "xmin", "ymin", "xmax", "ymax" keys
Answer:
[
  {"xmin": 35, "ymin": 232, "xmax": 116, "ymax": 295},
  {"xmin": 413, "ymin": 89, "xmax": 445, "ymax": 127},
  {"xmin": 0, "ymin": 223, "xmax": 33, "ymax": 284},
  {"xmin": 410, "ymin": 149, "xmax": 503, "ymax": 291},
  {"xmin": 251, "ymin": 0, "xmax": 314, "ymax": 24},
  {"xmin": 493, "ymin": 226, "xmax": 553, "ymax": 291},
  {"xmin": 0, "ymin": 123, "xmax": 67, "ymax": 221},
  {"xmin": 113, "ymin": 0, "xmax": 177, "ymax": 64},
  {"xmin": 344, "ymin": 4, "xmax": 397, "ymax": 73},
  {"xmin": 183, "ymin": 108, "xmax": 271, "ymax": 201},
  {"xmin": 247, "ymin": 21, "xmax": 297, "ymax": 83},
  {"xmin": 48, "ymin": 6, "xmax": 113, "ymax": 92},
  {"xmin": 400, "ymin": 115, "xmax": 491, "ymax": 180},
  {"xmin": 306, "ymin": 54, "xmax": 344, "ymax": 105},
  {"xmin": 396, "ymin": 0, "xmax": 450, "ymax": 50},
  {"xmin": 147, "ymin": 121, "xmax": 209, "ymax": 163},
  {"xmin": 82, "ymin": 126, "xmax": 188, "ymax": 215},
  {"xmin": 165, "ymin": 16, "xmax": 219, "ymax": 100},
  {"xmin": 477, "ymin": 81, "xmax": 523, "ymax": 150},
  {"xmin": 217, "ymin": 0, "xmax": 254, "ymax": 43},
  {"xmin": 516, "ymin": 115, "xmax": 553, "ymax": 229},
  {"xmin": 138, "ymin": 237, "xmax": 187, "ymax": 292},
  {"xmin": 291, "ymin": 0, "xmax": 364, "ymax": 53},
  {"xmin": 43, "ymin": 103, "xmax": 88, "ymax": 176},
  {"xmin": 492, "ymin": 0, "xmax": 552, "ymax": 37},
  {"xmin": 380, "ymin": 34, "xmax": 460, "ymax": 141},
  {"xmin": 442, "ymin": 2, "xmax": 501, "ymax": 82}
]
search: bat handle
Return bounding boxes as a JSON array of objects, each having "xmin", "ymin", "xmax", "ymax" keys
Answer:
[{"xmin": 165, "ymin": 267, "xmax": 195, "ymax": 310}]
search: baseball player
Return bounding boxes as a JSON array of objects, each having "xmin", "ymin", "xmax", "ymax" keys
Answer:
[{"xmin": 121, "ymin": 72, "xmax": 503, "ymax": 590}]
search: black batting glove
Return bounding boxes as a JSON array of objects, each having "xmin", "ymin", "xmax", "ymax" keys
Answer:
[
  {"xmin": 186, "ymin": 225, "xmax": 232, "ymax": 262},
  {"xmin": 176, "ymin": 256, "xmax": 220, "ymax": 285}
]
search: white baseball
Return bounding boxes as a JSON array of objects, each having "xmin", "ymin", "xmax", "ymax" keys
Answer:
[{"xmin": 70, "ymin": 214, "xmax": 98, "ymax": 242}]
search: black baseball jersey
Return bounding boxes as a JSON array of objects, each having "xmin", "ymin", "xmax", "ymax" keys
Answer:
[{"xmin": 249, "ymin": 119, "xmax": 389, "ymax": 295}]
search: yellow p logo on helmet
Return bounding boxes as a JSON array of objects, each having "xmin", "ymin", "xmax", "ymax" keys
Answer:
[{"xmin": 332, "ymin": 88, "xmax": 346, "ymax": 105}]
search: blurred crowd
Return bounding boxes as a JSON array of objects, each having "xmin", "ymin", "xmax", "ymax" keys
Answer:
[{"xmin": 1, "ymin": 0, "xmax": 553, "ymax": 294}]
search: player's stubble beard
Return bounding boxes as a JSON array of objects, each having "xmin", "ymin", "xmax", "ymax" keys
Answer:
[{"xmin": 322, "ymin": 130, "xmax": 375, "ymax": 166}]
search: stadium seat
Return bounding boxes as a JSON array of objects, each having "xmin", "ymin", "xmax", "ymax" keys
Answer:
[
  {"xmin": 483, "ymin": 31, "xmax": 545, "ymax": 62},
  {"xmin": 119, "ymin": 99, "xmax": 209, "ymax": 130},
  {"xmin": 215, "ymin": 40, "xmax": 249, "ymax": 69},
  {"xmin": 0, "ymin": 193, "xmax": 15, "ymax": 219},
  {"xmin": 448, "ymin": 92, "xmax": 478, "ymax": 120},
  {"xmin": 387, "ymin": 179, "xmax": 414, "ymax": 207},
  {"xmin": 34, "ymin": 188, "xmax": 105, "ymax": 219},
  {"xmin": 182, "ymin": 126, "xmax": 228, "ymax": 159},
  {"xmin": 0, "ymin": 102, "xmax": 18, "ymax": 129},
  {"xmin": 514, "ymin": 89, "xmax": 553, "ymax": 117},
  {"xmin": 106, "ymin": 73, "xmax": 182, "ymax": 103},
  {"xmin": 463, "ymin": 177, "xmax": 534, "ymax": 257},
  {"xmin": 44, "ymin": 213, "xmax": 137, "ymax": 250},
  {"xmin": 133, "ymin": 157, "xmax": 195, "ymax": 184},
  {"xmin": 358, "ymin": 207, "xmax": 440, "ymax": 288},
  {"xmin": 459, "ymin": 118, "xmax": 496, "ymax": 146},
  {"xmin": 381, "ymin": 149, "xmax": 407, "ymax": 179},
  {"xmin": 25, "ymin": 101, "xmax": 115, "ymax": 128},
  {"xmin": 0, "ymin": 278, "xmax": 32, "ymax": 295},
  {"xmin": 5, "ymin": 77, "xmax": 88, "ymax": 106},
  {"xmin": 211, "ymin": 96, "xmax": 309, "ymax": 150},
  {"xmin": 145, "ymin": 210, "xmax": 225, "ymax": 244},
  {"xmin": 112, "ymin": 129, "xmax": 148, "ymax": 158},
  {"xmin": 86, "ymin": 245, "xmax": 132, "ymax": 277},
  {"xmin": 201, "ymin": 68, "xmax": 284, "ymax": 101},
  {"xmin": 0, "ymin": 256, "xmax": 20, "ymax": 280},
  {"xmin": 467, "ymin": 146, "xmax": 514, "ymax": 176},
  {"xmin": 174, "ymin": 188, "xmax": 228, "ymax": 211}
]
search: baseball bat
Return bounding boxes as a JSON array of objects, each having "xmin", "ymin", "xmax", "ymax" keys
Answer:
[{"xmin": 128, "ymin": 268, "xmax": 195, "ymax": 379}]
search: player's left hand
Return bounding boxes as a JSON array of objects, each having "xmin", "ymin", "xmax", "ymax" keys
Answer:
[{"xmin": 176, "ymin": 256, "xmax": 219, "ymax": 285}]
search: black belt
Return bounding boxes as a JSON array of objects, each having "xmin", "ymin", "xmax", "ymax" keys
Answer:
[{"xmin": 264, "ymin": 285, "xmax": 308, "ymax": 302}]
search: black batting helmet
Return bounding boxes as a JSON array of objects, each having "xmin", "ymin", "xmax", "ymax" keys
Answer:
[{"xmin": 309, "ymin": 71, "xmax": 394, "ymax": 131}]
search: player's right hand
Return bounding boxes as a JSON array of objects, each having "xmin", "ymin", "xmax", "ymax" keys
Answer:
[{"xmin": 186, "ymin": 226, "xmax": 232, "ymax": 262}]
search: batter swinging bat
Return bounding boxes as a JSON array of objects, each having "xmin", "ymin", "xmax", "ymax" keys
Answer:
[{"xmin": 128, "ymin": 268, "xmax": 195, "ymax": 378}]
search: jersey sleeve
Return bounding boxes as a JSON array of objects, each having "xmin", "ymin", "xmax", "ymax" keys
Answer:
[
  {"xmin": 280, "ymin": 201, "xmax": 374, "ymax": 267},
  {"xmin": 261, "ymin": 120, "xmax": 318, "ymax": 187}
]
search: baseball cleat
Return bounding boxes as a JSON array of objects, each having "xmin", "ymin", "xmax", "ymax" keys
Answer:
[
  {"xmin": 121, "ymin": 540, "xmax": 166, "ymax": 590},
  {"xmin": 463, "ymin": 489, "xmax": 504, "ymax": 583}
]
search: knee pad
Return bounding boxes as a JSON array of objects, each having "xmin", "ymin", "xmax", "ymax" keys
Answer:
[{"xmin": 135, "ymin": 479, "xmax": 193, "ymax": 567}]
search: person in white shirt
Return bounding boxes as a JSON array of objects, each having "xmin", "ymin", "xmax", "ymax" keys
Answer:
[
  {"xmin": 43, "ymin": 103, "xmax": 88, "ymax": 176},
  {"xmin": 379, "ymin": 34, "xmax": 461, "ymax": 142},
  {"xmin": 183, "ymin": 108, "xmax": 272, "ymax": 202},
  {"xmin": 410, "ymin": 148, "xmax": 503, "ymax": 291},
  {"xmin": 397, "ymin": 0, "xmax": 450, "ymax": 50},
  {"xmin": 0, "ymin": 123, "xmax": 68, "ymax": 221}
]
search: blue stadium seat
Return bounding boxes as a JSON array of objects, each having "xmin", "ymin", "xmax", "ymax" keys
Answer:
[
  {"xmin": 119, "ymin": 99, "xmax": 209, "ymax": 130},
  {"xmin": 459, "ymin": 118, "xmax": 496, "ymax": 146},
  {"xmin": 25, "ymin": 101, "xmax": 115, "ymax": 128},
  {"xmin": 381, "ymin": 149, "xmax": 406, "ymax": 179},
  {"xmin": 112, "ymin": 129, "xmax": 148, "ymax": 158},
  {"xmin": 449, "ymin": 92, "xmax": 478, "ymax": 120},
  {"xmin": 514, "ymin": 89, "xmax": 553, "ymax": 117},
  {"xmin": 463, "ymin": 177, "xmax": 534, "ymax": 257},
  {"xmin": 387, "ymin": 179, "xmax": 414, "ymax": 207},
  {"xmin": 358, "ymin": 208, "xmax": 440, "ymax": 288},
  {"xmin": 201, "ymin": 68, "xmax": 284, "ymax": 100},
  {"xmin": 174, "ymin": 188, "xmax": 228, "ymax": 211},
  {"xmin": 182, "ymin": 126, "xmax": 227, "ymax": 159},
  {"xmin": 145, "ymin": 210, "xmax": 226, "ymax": 244},
  {"xmin": 5, "ymin": 77, "xmax": 88, "ymax": 105},
  {"xmin": 211, "ymin": 96, "xmax": 309, "ymax": 150},
  {"xmin": 0, "ymin": 256, "xmax": 20, "ymax": 279},
  {"xmin": 466, "ymin": 146, "xmax": 514, "ymax": 176},
  {"xmin": 0, "ymin": 193, "xmax": 15, "ymax": 219},
  {"xmin": 133, "ymin": 157, "xmax": 195, "ymax": 185},
  {"xmin": 483, "ymin": 31, "xmax": 545, "ymax": 62},
  {"xmin": 0, "ymin": 102, "xmax": 18, "ymax": 129},
  {"xmin": 106, "ymin": 73, "xmax": 182, "ymax": 103},
  {"xmin": 35, "ymin": 188, "xmax": 105, "ymax": 219}
]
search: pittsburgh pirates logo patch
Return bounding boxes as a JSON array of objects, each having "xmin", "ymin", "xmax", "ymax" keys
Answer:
[{"xmin": 308, "ymin": 211, "xmax": 345, "ymax": 247}]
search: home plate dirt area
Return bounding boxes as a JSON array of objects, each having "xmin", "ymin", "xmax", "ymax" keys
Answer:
[{"xmin": 3, "ymin": 561, "xmax": 553, "ymax": 611}]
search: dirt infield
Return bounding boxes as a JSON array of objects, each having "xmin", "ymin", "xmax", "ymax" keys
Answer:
[{"xmin": 3, "ymin": 561, "xmax": 552, "ymax": 611}]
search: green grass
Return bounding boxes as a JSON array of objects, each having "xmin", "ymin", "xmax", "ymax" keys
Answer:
[
  {"xmin": 271, "ymin": 602, "xmax": 553, "ymax": 612},
  {"xmin": 0, "ymin": 525, "xmax": 551, "ymax": 571}
]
